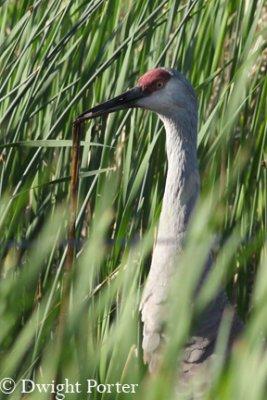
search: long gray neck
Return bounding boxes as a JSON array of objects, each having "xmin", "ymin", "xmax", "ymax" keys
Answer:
[{"xmin": 156, "ymin": 113, "xmax": 199, "ymax": 251}]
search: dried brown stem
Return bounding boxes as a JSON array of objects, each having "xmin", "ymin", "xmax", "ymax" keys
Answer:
[
  {"xmin": 66, "ymin": 120, "xmax": 81, "ymax": 270},
  {"xmin": 51, "ymin": 120, "xmax": 82, "ymax": 400}
]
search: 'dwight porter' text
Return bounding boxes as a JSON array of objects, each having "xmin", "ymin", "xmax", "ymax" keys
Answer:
[{"xmin": 21, "ymin": 378, "xmax": 139, "ymax": 399}]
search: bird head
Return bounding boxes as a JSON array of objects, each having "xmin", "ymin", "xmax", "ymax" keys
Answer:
[{"xmin": 77, "ymin": 68, "xmax": 197, "ymax": 122}]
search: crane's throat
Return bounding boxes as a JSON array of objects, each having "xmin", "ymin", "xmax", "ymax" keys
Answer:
[{"xmin": 156, "ymin": 116, "xmax": 199, "ymax": 251}]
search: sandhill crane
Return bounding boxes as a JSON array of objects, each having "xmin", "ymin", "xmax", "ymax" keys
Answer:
[{"xmin": 79, "ymin": 67, "xmax": 243, "ymax": 384}]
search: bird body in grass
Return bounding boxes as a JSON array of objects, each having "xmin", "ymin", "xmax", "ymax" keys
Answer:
[{"xmin": 80, "ymin": 67, "xmax": 243, "ymax": 385}]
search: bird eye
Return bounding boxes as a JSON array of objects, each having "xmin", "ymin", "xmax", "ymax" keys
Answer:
[{"xmin": 156, "ymin": 81, "xmax": 164, "ymax": 89}]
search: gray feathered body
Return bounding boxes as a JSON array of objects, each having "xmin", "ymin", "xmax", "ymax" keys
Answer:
[{"xmin": 140, "ymin": 73, "xmax": 242, "ymax": 379}]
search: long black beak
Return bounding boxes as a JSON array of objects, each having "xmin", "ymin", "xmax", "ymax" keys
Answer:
[{"xmin": 76, "ymin": 86, "xmax": 145, "ymax": 122}]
